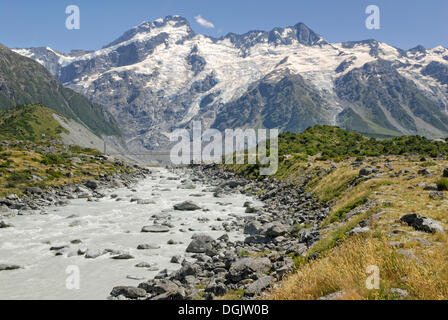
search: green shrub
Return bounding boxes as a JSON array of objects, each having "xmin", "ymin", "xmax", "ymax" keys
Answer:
[{"xmin": 323, "ymin": 196, "xmax": 368, "ymax": 226}]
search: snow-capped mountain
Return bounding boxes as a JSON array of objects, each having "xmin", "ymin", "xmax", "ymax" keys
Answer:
[{"xmin": 13, "ymin": 15, "xmax": 448, "ymax": 152}]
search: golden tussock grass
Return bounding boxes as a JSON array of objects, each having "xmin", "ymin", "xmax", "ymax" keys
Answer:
[{"xmin": 268, "ymin": 232, "xmax": 448, "ymax": 300}]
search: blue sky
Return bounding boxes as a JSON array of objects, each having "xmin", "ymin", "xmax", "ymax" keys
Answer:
[{"xmin": 0, "ymin": 0, "xmax": 447, "ymax": 53}]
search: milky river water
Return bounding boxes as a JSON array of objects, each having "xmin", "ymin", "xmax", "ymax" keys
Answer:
[{"xmin": 0, "ymin": 168, "xmax": 260, "ymax": 300}]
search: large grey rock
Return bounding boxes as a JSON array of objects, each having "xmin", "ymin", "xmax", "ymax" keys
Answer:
[
  {"xmin": 186, "ymin": 238, "xmax": 212, "ymax": 253},
  {"xmin": 205, "ymin": 281, "xmax": 227, "ymax": 296},
  {"xmin": 110, "ymin": 286, "xmax": 147, "ymax": 299},
  {"xmin": 85, "ymin": 180, "xmax": 99, "ymax": 189},
  {"xmin": 359, "ymin": 167, "xmax": 374, "ymax": 176},
  {"xmin": 111, "ymin": 254, "xmax": 134, "ymax": 260},
  {"xmin": 245, "ymin": 276, "xmax": 273, "ymax": 297},
  {"xmin": 0, "ymin": 206, "xmax": 15, "ymax": 217},
  {"xmin": 243, "ymin": 221, "xmax": 265, "ymax": 235},
  {"xmin": 265, "ymin": 223, "xmax": 289, "ymax": 237},
  {"xmin": 174, "ymin": 262, "xmax": 200, "ymax": 281},
  {"xmin": 228, "ymin": 258, "xmax": 271, "ymax": 283},
  {"xmin": 400, "ymin": 214, "xmax": 444, "ymax": 233},
  {"xmin": 138, "ymin": 279, "xmax": 179, "ymax": 295},
  {"xmin": 173, "ymin": 201, "xmax": 201, "ymax": 211}
]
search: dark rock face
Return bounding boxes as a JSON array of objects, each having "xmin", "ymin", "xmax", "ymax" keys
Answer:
[{"xmin": 422, "ymin": 61, "xmax": 448, "ymax": 85}]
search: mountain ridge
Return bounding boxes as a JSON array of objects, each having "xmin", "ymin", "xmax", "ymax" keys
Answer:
[{"xmin": 11, "ymin": 15, "xmax": 448, "ymax": 153}]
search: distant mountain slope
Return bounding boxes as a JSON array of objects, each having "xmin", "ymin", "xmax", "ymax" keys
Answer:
[
  {"xmin": 12, "ymin": 16, "xmax": 448, "ymax": 151},
  {"xmin": 0, "ymin": 104, "xmax": 131, "ymax": 161},
  {"xmin": 335, "ymin": 60, "xmax": 448, "ymax": 137},
  {"xmin": 0, "ymin": 44, "xmax": 121, "ymax": 138},
  {"xmin": 213, "ymin": 70, "xmax": 331, "ymax": 133}
]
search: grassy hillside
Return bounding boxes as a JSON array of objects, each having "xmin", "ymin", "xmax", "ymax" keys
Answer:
[
  {"xmin": 266, "ymin": 156, "xmax": 448, "ymax": 300},
  {"xmin": 0, "ymin": 104, "xmax": 69, "ymax": 141},
  {"xmin": 0, "ymin": 44, "xmax": 121, "ymax": 137},
  {"xmin": 228, "ymin": 125, "xmax": 448, "ymax": 179},
  {"xmin": 225, "ymin": 125, "xmax": 448, "ymax": 300}
]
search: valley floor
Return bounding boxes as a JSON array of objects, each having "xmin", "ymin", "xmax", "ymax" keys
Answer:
[{"xmin": 0, "ymin": 167, "xmax": 261, "ymax": 299}]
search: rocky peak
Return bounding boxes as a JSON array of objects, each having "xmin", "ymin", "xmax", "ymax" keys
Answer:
[
  {"xmin": 292, "ymin": 22, "xmax": 324, "ymax": 46},
  {"xmin": 103, "ymin": 15, "xmax": 194, "ymax": 49}
]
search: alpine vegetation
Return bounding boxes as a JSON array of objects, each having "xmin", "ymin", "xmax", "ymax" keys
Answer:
[{"xmin": 170, "ymin": 121, "xmax": 278, "ymax": 175}]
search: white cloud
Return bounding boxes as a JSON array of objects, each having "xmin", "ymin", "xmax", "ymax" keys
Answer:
[{"xmin": 194, "ymin": 15, "xmax": 215, "ymax": 29}]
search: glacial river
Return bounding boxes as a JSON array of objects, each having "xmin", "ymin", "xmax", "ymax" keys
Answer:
[{"xmin": 0, "ymin": 168, "xmax": 260, "ymax": 299}]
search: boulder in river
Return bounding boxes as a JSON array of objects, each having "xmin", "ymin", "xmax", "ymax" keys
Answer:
[
  {"xmin": 0, "ymin": 221, "xmax": 13, "ymax": 228},
  {"xmin": 135, "ymin": 262, "xmax": 152, "ymax": 268},
  {"xmin": 173, "ymin": 201, "xmax": 201, "ymax": 211},
  {"xmin": 85, "ymin": 180, "xmax": 99, "ymax": 190},
  {"xmin": 111, "ymin": 254, "xmax": 134, "ymax": 260},
  {"xmin": 137, "ymin": 244, "xmax": 161, "ymax": 250},
  {"xmin": 141, "ymin": 225, "xmax": 170, "ymax": 233},
  {"xmin": 85, "ymin": 249, "xmax": 103, "ymax": 259},
  {"xmin": 0, "ymin": 264, "xmax": 21, "ymax": 271}
]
